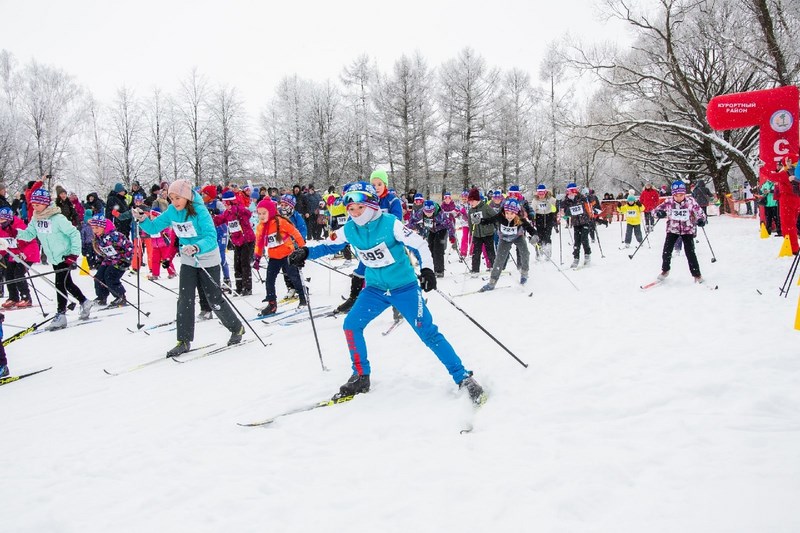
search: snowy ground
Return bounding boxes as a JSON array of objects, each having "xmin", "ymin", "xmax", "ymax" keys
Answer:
[{"xmin": 2, "ymin": 215, "xmax": 799, "ymax": 533}]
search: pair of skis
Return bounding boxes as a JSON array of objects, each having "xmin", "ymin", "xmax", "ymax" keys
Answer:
[
  {"xmin": 640, "ymin": 278, "xmax": 718, "ymax": 290},
  {"xmin": 103, "ymin": 339, "xmax": 255, "ymax": 376},
  {"xmin": 0, "ymin": 366, "xmax": 52, "ymax": 387}
]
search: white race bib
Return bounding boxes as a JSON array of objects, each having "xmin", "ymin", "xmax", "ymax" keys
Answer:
[
  {"xmin": 356, "ymin": 242, "xmax": 395, "ymax": 268},
  {"xmin": 336, "ymin": 216, "xmax": 348, "ymax": 225},
  {"xmin": 227, "ymin": 219, "xmax": 242, "ymax": 233},
  {"xmin": 626, "ymin": 209, "xmax": 638, "ymax": 218},
  {"xmin": 266, "ymin": 233, "xmax": 280, "ymax": 248},
  {"xmin": 500, "ymin": 224, "xmax": 518, "ymax": 236},
  {"xmin": 172, "ymin": 221, "xmax": 197, "ymax": 238},
  {"xmin": 569, "ymin": 205, "xmax": 584, "ymax": 216},
  {"xmin": 538, "ymin": 202, "xmax": 548, "ymax": 210},
  {"xmin": 36, "ymin": 219, "xmax": 52, "ymax": 234},
  {"xmin": 671, "ymin": 208, "xmax": 689, "ymax": 221},
  {"xmin": 99, "ymin": 244, "xmax": 117, "ymax": 257},
  {"xmin": 423, "ymin": 218, "xmax": 434, "ymax": 229},
  {"xmin": 2, "ymin": 237, "xmax": 17, "ymax": 249}
]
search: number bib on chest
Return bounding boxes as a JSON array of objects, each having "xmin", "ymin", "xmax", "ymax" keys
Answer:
[
  {"xmin": 355, "ymin": 242, "xmax": 395, "ymax": 268},
  {"xmin": 227, "ymin": 219, "xmax": 242, "ymax": 233},
  {"xmin": 569, "ymin": 205, "xmax": 584, "ymax": 216},
  {"xmin": 626, "ymin": 209, "xmax": 638, "ymax": 218},
  {"xmin": 670, "ymin": 208, "xmax": 689, "ymax": 221},
  {"xmin": 423, "ymin": 218, "xmax": 434, "ymax": 229},
  {"xmin": 99, "ymin": 244, "xmax": 117, "ymax": 257},
  {"xmin": 36, "ymin": 219, "xmax": 52, "ymax": 234},
  {"xmin": 538, "ymin": 202, "xmax": 548, "ymax": 211},
  {"xmin": 336, "ymin": 216, "xmax": 348, "ymax": 225},
  {"xmin": 266, "ymin": 233, "xmax": 281, "ymax": 248},
  {"xmin": 172, "ymin": 221, "xmax": 197, "ymax": 238},
  {"xmin": 500, "ymin": 224, "xmax": 518, "ymax": 237},
  {"xmin": 1, "ymin": 237, "xmax": 17, "ymax": 249}
]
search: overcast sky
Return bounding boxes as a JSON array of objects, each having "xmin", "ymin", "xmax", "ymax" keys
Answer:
[{"xmin": 1, "ymin": 0, "xmax": 635, "ymax": 117}]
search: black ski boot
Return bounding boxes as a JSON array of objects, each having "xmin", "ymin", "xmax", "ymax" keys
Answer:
[
  {"xmin": 458, "ymin": 372, "xmax": 486, "ymax": 405},
  {"xmin": 166, "ymin": 341, "xmax": 191, "ymax": 358},
  {"xmin": 333, "ymin": 373, "xmax": 370, "ymax": 400},
  {"xmin": 336, "ymin": 276, "xmax": 364, "ymax": 314},
  {"xmin": 259, "ymin": 301, "xmax": 277, "ymax": 316},
  {"xmin": 227, "ymin": 325, "xmax": 245, "ymax": 346}
]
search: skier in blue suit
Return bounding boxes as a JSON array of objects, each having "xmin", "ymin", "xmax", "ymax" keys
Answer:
[{"xmin": 289, "ymin": 182, "xmax": 485, "ymax": 404}]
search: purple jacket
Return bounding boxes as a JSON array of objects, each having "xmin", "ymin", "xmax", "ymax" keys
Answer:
[
  {"xmin": 213, "ymin": 204, "xmax": 255, "ymax": 247},
  {"xmin": 407, "ymin": 207, "xmax": 455, "ymax": 240},
  {"xmin": 654, "ymin": 196, "xmax": 705, "ymax": 235}
]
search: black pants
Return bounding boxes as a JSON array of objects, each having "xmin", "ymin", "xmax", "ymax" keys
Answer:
[
  {"xmin": 266, "ymin": 257, "xmax": 306, "ymax": 304},
  {"xmin": 572, "ymin": 225, "xmax": 592, "ymax": 259},
  {"xmin": 661, "ymin": 233, "xmax": 701, "ymax": 277},
  {"xmin": 54, "ymin": 261, "xmax": 87, "ymax": 313},
  {"xmin": 95, "ymin": 264, "xmax": 126, "ymax": 300},
  {"xmin": 177, "ymin": 264, "xmax": 242, "ymax": 343},
  {"xmin": 535, "ymin": 213, "xmax": 555, "ymax": 245},
  {"xmin": 232, "ymin": 241, "xmax": 254, "ymax": 293},
  {"xmin": 765, "ymin": 205, "xmax": 781, "ymax": 234},
  {"xmin": 427, "ymin": 229, "xmax": 447, "ymax": 275},
  {"xmin": 6, "ymin": 261, "xmax": 30, "ymax": 301},
  {"xmin": 471, "ymin": 234, "xmax": 496, "ymax": 272},
  {"xmin": 644, "ymin": 211, "xmax": 655, "ymax": 229}
]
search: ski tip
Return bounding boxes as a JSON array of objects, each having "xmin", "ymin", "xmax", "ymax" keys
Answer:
[{"xmin": 102, "ymin": 369, "xmax": 117, "ymax": 376}]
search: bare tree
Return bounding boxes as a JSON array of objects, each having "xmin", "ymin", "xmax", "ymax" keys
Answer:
[
  {"xmin": 145, "ymin": 87, "xmax": 169, "ymax": 185},
  {"xmin": 178, "ymin": 68, "xmax": 212, "ymax": 186},
  {"xmin": 209, "ymin": 84, "xmax": 247, "ymax": 184},
  {"xmin": 109, "ymin": 85, "xmax": 148, "ymax": 188},
  {"xmin": 341, "ymin": 54, "xmax": 375, "ymax": 179}
]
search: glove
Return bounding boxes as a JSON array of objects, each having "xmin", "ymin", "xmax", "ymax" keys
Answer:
[
  {"xmin": 64, "ymin": 255, "xmax": 79, "ymax": 268},
  {"xmin": 253, "ymin": 255, "xmax": 262, "ymax": 270},
  {"xmin": 419, "ymin": 267, "xmax": 437, "ymax": 292},
  {"xmin": 161, "ymin": 259, "xmax": 170, "ymax": 269},
  {"xmin": 111, "ymin": 208, "xmax": 120, "ymax": 218},
  {"xmin": 288, "ymin": 247, "xmax": 309, "ymax": 268},
  {"xmin": 132, "ymin": 208, "xmax": 147, "ymax": 222},
  {"xmin": 529, "ymin": 234, "xmax": 540, "ymax": 245},
  {"xmin": 469, "ymin": 212, "xmax": 482, "ymax": 224},
  {"xmin": 450, "ymin": 240, "xmax": 458, "ymax": 251},
  {"xmin": 180, "ymin": 244, "xmax": 199, "ymax": 257},
  {"xmin": 655, "ymin": 210, "xmax": 667, "ymax": 219},
  {"xmin": 697, "ymin": 218, "xmax": 706, "ymax": 227}
]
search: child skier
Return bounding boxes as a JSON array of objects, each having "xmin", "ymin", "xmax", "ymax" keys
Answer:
[
  {"xmin": 480, "ymin": 198, "xmax": 535, "ymax": 291},
  {"xmin": 0, "ymin": 207, "xmax": 39, "ymax": 308},
  {"xmin": 143, "ymin": 207, "xmax": 177, "ymax": 280},
  {"xmin": 466, "ymin": 188, "xmax": 497, "ymax": 275},
  {"xmin": 252, "ymin": 197, "xmax": 307, "ymax": 316},
  {"xmin": 406, "ymin": 200, "xmax": 456, "ymax": 277},
  {"xmin": 618, "ymin": 195, "xmax": 645, "ymax": 247},
  {"xmin": 0, "ymin": 312, "xmax": 7, "ymax": 377},
  {"xmin": 654, "ymin": 181, "xmax": 707, "ymax": 282},
  {"xmin": 89, "ymin": 214, "xmax": 134, "ymax": 306},
  {"xmin": 288, "ymin": 181, "xmax": 486, "ymax": 404},
  {"xmin": 214, "ymin": 190, "xmax": 256, "ymax": 295},
  {"xmin": 531, "ymin": 184, "xmax": 557, "ymax": 260},
  {"xmin": 277, "ymin": 194, "xmax": 307, "ymax": 300},
  {"xmin": 560, "ymin": 183, "xmax": 594, "ymax": 269},
  {"xmin": 5, "ymin": 189, "xmax": 93, "ymax": 329}
]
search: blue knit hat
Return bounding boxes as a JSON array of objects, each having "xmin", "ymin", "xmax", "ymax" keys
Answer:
[
  {"xmin": 31, "ymin": 188, "xmax": 51, "ymax": 205},
  {"xmin": 113, "ymin": 183, "xmax": 126, "ymax": 194},
  {"xmin": 503, "ymin": 198, "xmax": 521, "ymax": 213},
  {"xmin": 537, "ymin": 184, "xmax": 547, "ymax": 192},
  {"xmin": 88, "ymin": 214, "xmax": 107, "ymax": 228},
  {"xmin": 509, "ymin": 185, "xmax": 521, "ymax": 193},
  {"xmin": 566, "ymin": 182, "xmax": 578, "ymax": 193},
  {"xmin": 422, "ymin": 200, "xmax": 437, "ymax": 214},
  {"xmin": 279, "ymin": 194, "xmax": 297, "ymax": 208},
  {"xmin": 414, "ymin": 193, "xmax": 424, "ymax": 202},
  {"xmin": 221, "ymin": 190, "xmax": 236, "ymax": 202},
  {"xmin": 671, "ymin": 181, "xmax": 687, "ymax": 194},
  {"xmin": 0, "ymin": 207, "xmax": 12, "ymax": 221}
]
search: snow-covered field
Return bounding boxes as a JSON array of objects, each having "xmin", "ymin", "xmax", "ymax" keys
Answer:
[{"xmin": 2, "ymin": 215, "xmax": 798, "ymax": 533}]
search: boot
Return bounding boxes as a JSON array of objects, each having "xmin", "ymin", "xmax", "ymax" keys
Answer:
[
  {"xmin": 16, "ymin": 299, "xmax": 32, "ymax": 309},
  {"xmin": 93, "ymin": 297, "xmax": 107, "ymax": 306},
  {"xmin": 166, "ymin": 341, "xmax": 191, "ymax": 358},
  {"xmin": 657, "ymin": 271, "xmax": 669, "ymax": 281},
  {"xmin": 478, "ymin": 281, "xmax": 496, "ymax": 292},
  {"xmin": 47, "ymin": 312, "xmax": 68, "ymax": 331},
  {"xmin": 570, "ymin": 257, "xmax": 579, "ymax": 269},
  {"xmin": 197, "ymin": 309, "xmax": 214, "ymax": 320},
  {"xmin": 0, "ymin": 364, "xmax": 8, "ymax": 378},
  {"xmin": 227, "ymin": 325, "xmax": 245, "ymax": 346},
  {"xmin": 459, "ymin": 372, "xmax": 486, "ymax": 405},
  {"xmin": 259, "ymin": 301, "xmax": 277, "ymax": 317},
  {"xmin": 333, "ymin": 373, "xmax": 370, "ymax": 400},
  {"xmin": 79, "ymin": 299, "xmax": 95, "ymax": 320},
  {"xmin": 584, "ymin": 255, "xmax": 591, "ymax": 267},
  {"xmin": 108, "ymin": 296, "xmax": 127, "ymax": 308},
  {"xmin": 1, "ymin": 299, "xmax": 18, "ymax": 309},
  {"xmin": 336, "ymin": 276, "xmax": 364, "ymax": 314}
]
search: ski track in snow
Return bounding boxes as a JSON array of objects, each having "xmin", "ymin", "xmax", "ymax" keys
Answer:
[{"xmin": 1, "ymin": 216, "xmax": 799, "ymax": 532}]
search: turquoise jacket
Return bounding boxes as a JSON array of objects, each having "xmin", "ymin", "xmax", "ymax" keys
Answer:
[
  {"xmin": 307, "ymin": 212, "xmax": 433, "ymax": 291},
  {"xmin": 138, "ymin": 191, "xmax": 219, "ymax": 265},
  {"xmin": 16, "ymin": 206, "xmax": 81, "ymax": 264}
]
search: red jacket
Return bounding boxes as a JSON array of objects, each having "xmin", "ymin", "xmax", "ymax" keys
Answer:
[
  {"xmin": 640, "ymin": 187, "xmax": 661, "ymax": 212},
  {"xmin": 213, "ymin": 204, "xmax": 255, "ymax": 247},
  {"xmin": 0, "ymin": 216, "xmax": 41, "ymax": 264}
]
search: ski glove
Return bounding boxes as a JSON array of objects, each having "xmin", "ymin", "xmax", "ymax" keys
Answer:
[
  {"xmin": 288, "ymin": 247, "xmax": 309, "ymax": 268},
  {"xmin": 161, "ymin": 259, "xmax": 170, "ymax": 269},
  {"xmin": 469, "ymin": 212, "xmax": 483, "ymax": 224},
  {"xmin": 697, "ymin": 218, "xmax": 706, "ymax": 227},
  {"xmin": 655, "ymin": 210, "xmax": 667, "ymax": 219},
  {"xmin": 180, "ymin": 244, "xmax": 199, "ymax": 257},
  {"xmin": 252, "ymin": 256, "xmax": 261, "ymax": 270},
  {"xmin": 419, "ymin": 267, "xmax": 437, "ymax": 292},
  {"xmin": 64, "ymin": 255, "xmax": 79, "ymax": 268}
]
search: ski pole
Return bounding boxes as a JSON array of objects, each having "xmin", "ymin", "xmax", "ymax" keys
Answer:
[
  {"xmin": 593, "ymin": 221, "xmax": 605, "ymax": 258},
  {"xmin": 0, "ymin": 267, "xmax": 70, "ymax": 286},
  {"xmin": 434, "ymin": 289, "xmax": 528, "ymax": 368},
  {"xmin": 558, "ymin": 218, "xmax": 563, "ymax": 265},
  {"xmin": 81, "ymin": 265, "xmax": 151, "ymax": 317},
  {"xmin": 309, "ymin": 258, "xmax": 353, "ymax": 278},
  {"xmin": 135, "ymin": 225, "xmax": 143, "ymax": 329},
  {"xmin": 27, "ymin": 276, "xmax": 49, "ymax": 317},
  {"xmin": 628, "ymin": 218, "xmax": 661, "ymax": 260},
  {"xmin": 700, "ymin": 226, "xmax": 717, "ymax": 263},
  {"xmin": 1, "ymin": 250, "xmax": 77, "ymax": 310},
  {"xmin": 779, "ymin": 251, "xmax": 800, "ymax": 297},
  {"xmin": 148, "ymin": 277, "xmax": 179, "ymax": 296},
  {"xmin": 194, "ymin": 257, "xmax": 269, "ymax": 347},
  {"xmin": 2, "ymin": 315, "xmax": 57, "ymax": 347},
  {"xmin": 547, "ymin": 254, "xmax": 580, "ymax": 291},
  {"xmin": 297, "ymin": 266, "xmax": 327, "ymax": 372}
]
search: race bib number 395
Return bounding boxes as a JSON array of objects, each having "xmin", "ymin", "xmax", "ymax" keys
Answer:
[
  {"xmin": 172, "ymin": 221, "xmax": 197, "ymax": 238},
  {"xmin": 356, "ymin": 242, "xmax": 395, "ymax": 268}
]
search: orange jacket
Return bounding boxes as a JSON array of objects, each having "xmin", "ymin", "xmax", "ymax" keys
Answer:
[{"xmin": 254, "ymin": 216, "xmax": 305, "ymax": 260}]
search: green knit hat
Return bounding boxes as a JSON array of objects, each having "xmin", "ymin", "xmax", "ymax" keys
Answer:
[{"xmin": 370, "ymin": 169, "xmax": 389, "ymax": 187}]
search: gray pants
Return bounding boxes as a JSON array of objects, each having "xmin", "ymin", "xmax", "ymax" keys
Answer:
[
  {"xmin": 625, "ymin": 224, "xmax": 643, "ymax": 244},
  {"xmin": 177, "ymin": 264, "xmax": 242, "ymax": 343},
  {"xmin": 490, "ymin": 236, "xmax": 530, "ymax": 283}
]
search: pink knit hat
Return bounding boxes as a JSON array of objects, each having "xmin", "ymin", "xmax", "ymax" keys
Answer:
[
  {"xmin": 168, "ymin": 179, "xmax": 194, "ymax": 201},
  {"xmin": 257, "ymin": 198, "xmax": 277, "ymax": 219}
]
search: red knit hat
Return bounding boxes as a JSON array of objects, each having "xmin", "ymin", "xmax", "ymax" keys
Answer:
[
  {"xmin": 257, "ymin": 198, "xmax": 277, "ymax": 219},
  {"xmin": 201, "ymin": 185, "xmax": 218, "ymax": 201},
  {"xmin": 467, "ymin": 188, "xmax": 481, "ymax": 202}
]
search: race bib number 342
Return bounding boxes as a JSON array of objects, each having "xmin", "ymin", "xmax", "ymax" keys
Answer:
[{"xmin": 356, "ymin": 242, "xmax": 395, "ymax": 268}]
